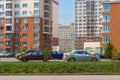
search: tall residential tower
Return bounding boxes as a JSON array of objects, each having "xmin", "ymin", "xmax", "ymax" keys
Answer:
[{"xmin": 75, "ymin": 0, "xmax": 102, "ymax": 50}]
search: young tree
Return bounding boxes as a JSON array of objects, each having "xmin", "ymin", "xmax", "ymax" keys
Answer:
[
  {"xmin": 104, "ymin": 42, "xmax": 118, "ymax": 60},
  {"xmin": 18, "ymin": 46, "xmax": 25, "ymax": 53},
  {"xmin": 43, "ymin": 48, "xmax": 51, "ymax": 62},
  {"xmin": 112, "ymin": 47, "xmax": 118, "ymax": 60}
]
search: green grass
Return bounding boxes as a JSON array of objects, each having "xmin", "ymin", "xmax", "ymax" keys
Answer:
[{"xmin": 0, "ymin": 62, "xmax": 120, "ymax": 74}]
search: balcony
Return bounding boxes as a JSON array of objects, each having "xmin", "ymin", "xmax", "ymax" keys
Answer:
[{"xmin": 5, "ymin": 30, "xmax": 13, "ymax": 33}]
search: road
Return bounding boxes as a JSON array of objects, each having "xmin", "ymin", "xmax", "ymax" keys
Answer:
[
  {"xmin": 0, "ymin": 58, "xmax": 63, "ymax": 62},
  {"xmin": 0, "ymin": 58, "xmax": 117, "ymax": 62},
  {"xmin": 0, "ymin": 75, "xmax": 120, "ymax": 80},
  {"xmin": 0, "ymin": 58, "xmax": 19, "ymax": 62}
]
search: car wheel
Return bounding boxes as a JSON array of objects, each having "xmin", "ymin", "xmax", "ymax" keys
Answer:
[
  {"xmin": 68, "ymin": 57, "xmax": 75, "ymax": 62},
  {"xmin": 91, "ymin": 58, "xmax": 97, "ymax": 62},
  {"xmin": 23, "ymin": 58, "xmax": 28, "ymax": 62}
]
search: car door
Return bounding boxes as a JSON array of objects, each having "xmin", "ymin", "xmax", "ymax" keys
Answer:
[
  {"xmin": 25, "ymin": 50, "xmax": 33, "ymax": 60},
  {"xmin": 57, "ymin": 52, "xmax": 63, "ymax": 59},
  {"xmin": 37, "ymin": 51, "xmax": 43, "ymax": 60},
  {"xmin": 51, "ymin": 51, "xmax": 57, "ymax": 59},
  {"xmin": 72, "ymin": 51, "xmax": 83, "ymax": 61},
  {"xmin": 31, "ymin": 50, "xmax": 39, "ymax": 60},
  {"xmin": 81, "ymin": 51, "xmax": 91, "ymax": 61}
]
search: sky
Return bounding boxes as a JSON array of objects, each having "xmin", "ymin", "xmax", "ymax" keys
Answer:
[{"xmin": 59, "ymin": 0, "xmax": 74, "ymax": 25}]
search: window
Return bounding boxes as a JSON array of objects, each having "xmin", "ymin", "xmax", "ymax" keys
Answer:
[
  {"xmin": 34, "ymin": 2, "xmax": 39, "ymax": 8},
  {"xmin": 0, "ymin": 4, "xmax": 4, "ymax": 9},
  {"xmin": 6, "ymin": 18, "xmax": 12, "ymax": 24},
  {"xmin": 0, "ymin": 0, "xmax": 4, "ymax": 1},
  {"xmin": 44, "ymin": 0, "xmax": 49, "ymax": 3},
  {"xmin": 22, "ymin": 34, "xmax": 27, "ymax": 38},
  {"xmin": 34, "ymin": 40, "xmax": 39, "ymax": 46},
  {"xmin": 6, "ymin": 11, "xmax": 12, "ymax": 16},
  {"xmin": 102, "ymin": 36, "xmax": 110, "ymax": 44},
  {"xmin": 102, "ymin": 26, "xmax": 110, "ymax": 33},
  {"xmin": 15, "ymin": 34, "xmax": 19, "ymax": 38},
  {"xmin": 15, "ymin": 41, "xmax": 19, "ymax": 46},
  {"xmin": 44, "ymin": 5, "xmax": 49, "ymax": 10},
  {"xmin": 6, "ymin": 0, "xmax": 12, "ymax": 1},
  {"xmin": 0, "ymin": 34, "xmax": 4, "ymax": 38},
  {"xmin": 23, "ymin": 3, "xmax": 27, "ymax": 8},
  {"xmin": 0, "ymin": 41, "xmax": 3, "ymax": 46},
  {"xmin": 0, "ymin": 19, "xmax": 4, "ymax": 23},
  {"xmin": 22, "ymin": 26, "xmax": 27, "ymax": 30},
  {"xmin": 6, "ymin": 3, "xmax": 12, "ymax": 9},
  {"xmin": 34, "ymin": 26, "xmax": 39, "ymax": 30},
  {"xmin": 22, "ymin": 18, "xmax": 27, "ymax": 23},
  {"xmin": 44, "ymin": 19, "xmax": 49, "ymax": 25},
  {"xmin": 6, "ymin": 33, "xmax": 12, "ymax": 38},
  {"xmin": 44, "ymin": 27, "xmax": 49, "ymax": 32},
  {"xmin": 0, "ymin": 26, "xmax": 4, "ymax": 30},
  {"xmin": 23, "ymin": 11, "xmax": 27, "ymax": 15},
  {"xmin": 6, "ymin": 41, "xmax": 11, "ymax": 46},
  {"xmin": 44, "ymin": 12, "xmax": 49, "ymax": 18},
  {"xmin": 0, "ymin": 12, "xmax": 4, "ymax": 16},
  {"xmin": 22, "ymin": 41, "xmax": 27, "ymax": 46},
  {"xmin": 34, "ymin": 17, "xmax": 39, "ymax": 23},
  {"xmin": 6, "ymin": 26, "xmax": 12, "ymax": 31},
  {"xmin": 34, "ymin": 10, "xmax": 39, "ymax": 16},
  {"xmin": 15, "ymin": 26, "xmax": 19, "ymax": 31},
  {"xmin": 15, "ymin": 19, "xmax": 19, "ymax": 23},
  {"xmin": 34, "ymin": 33, "xmax": 39, "ymax": 38},
  {"xmin": 15, "ymin": 11, "xmax": 19, "ymax": 16},
  {"xmin": 15, "ymin": 4, "xmax": 19, "ymax": 8},
  {"xmin": 103, "ymin": 15, "xmax": 110, "ymax": 22},
  {"xmin": 102, "ymin": 4, "xmax": 110, "ymax": 12}
]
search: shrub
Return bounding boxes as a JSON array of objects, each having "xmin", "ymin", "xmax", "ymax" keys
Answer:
[
  {"xmin": 18, "ymin": 46, "xmax": 25, "ymax": 53},
  {"xmin": 104, "ymin": 42, "xmax": 118, "ymax": 60},
  {"xmin": 43, "ymin": 48, "xmax": 51, "ymax": 62},
  {"xmin": 104, "ymin": 42, "xmax": 114, "ymax": 59},
  {"xmin": 112, "ymin": 47, "xmax": 118, "ymax": 60},
  {"xmin": 0, "ymin": 62, "xmax": 120, "ymax": 74}
]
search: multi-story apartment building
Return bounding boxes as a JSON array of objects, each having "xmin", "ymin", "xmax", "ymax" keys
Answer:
[
  {"xmin": 51, "ymin": 0, "xmax": 59, "ymax": 51},
  {"xmin": 59, "ymin": 23, "xmax": 75, "ymax": 52},
  {"xmin": 75, "ymin": 0, "xmax": 102, "ymax": 49},
  {"xmin": 101, "ymin": 0, "xmax": 120, "ymax": 52},
  {"xmin": 0, "ymin": 0, "xmax": 55, "ymax": 53}
]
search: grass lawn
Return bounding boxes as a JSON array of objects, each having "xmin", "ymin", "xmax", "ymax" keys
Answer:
[{"xmin": 0, "ymin": 61, "xmax": 120, "ymax": 74}]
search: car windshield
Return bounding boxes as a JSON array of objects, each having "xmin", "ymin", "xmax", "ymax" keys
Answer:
[{"xmin": 25, "ymin": 50, "xmax": 33, "ymax": 54}]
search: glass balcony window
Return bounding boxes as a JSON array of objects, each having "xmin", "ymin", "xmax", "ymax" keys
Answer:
[
  {"xmin": 102, "ymin": 4, "xmax": 110, "ymax": 12},
  {"xmin": 102, "ymin": 36, "xmax": 110, "ymax": 44},
  {"xmin": 103, "ymin": 15, "xmax": 110, "ymax": 22}
]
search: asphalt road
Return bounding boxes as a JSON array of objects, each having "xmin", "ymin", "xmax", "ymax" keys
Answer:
[{"xmin": 0, "ymin": 75, "xmax": 120, "ymax": 80}]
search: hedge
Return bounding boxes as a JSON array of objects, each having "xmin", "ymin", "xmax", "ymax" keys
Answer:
[{"xmin": 0, "ymin": 62, "xmax": 120, "ymax": 74}]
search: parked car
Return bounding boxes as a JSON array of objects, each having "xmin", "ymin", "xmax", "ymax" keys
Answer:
[
  {"xmin": 50, "ymin": 51, "xmax": 63, "ymax": 59},
  {"xmin": 63, "ymin": 50, "xmax": 100, "ymax": 62},
  {"xmin": 0, "ymin": 51, "xmax": 11, "ymax": 57},
  {"xmin": 18, "ymin": 50, "xmax": 43, "ymax": 62}
]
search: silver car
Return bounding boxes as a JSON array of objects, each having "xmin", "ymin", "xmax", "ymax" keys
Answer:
[
  {"xmin": 63, "ymin": 50, "xmax": 100, "ymax": 61},
  {"xmin": 0, "ymin": 51, "xmax": 11, "ymax": 57}
]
